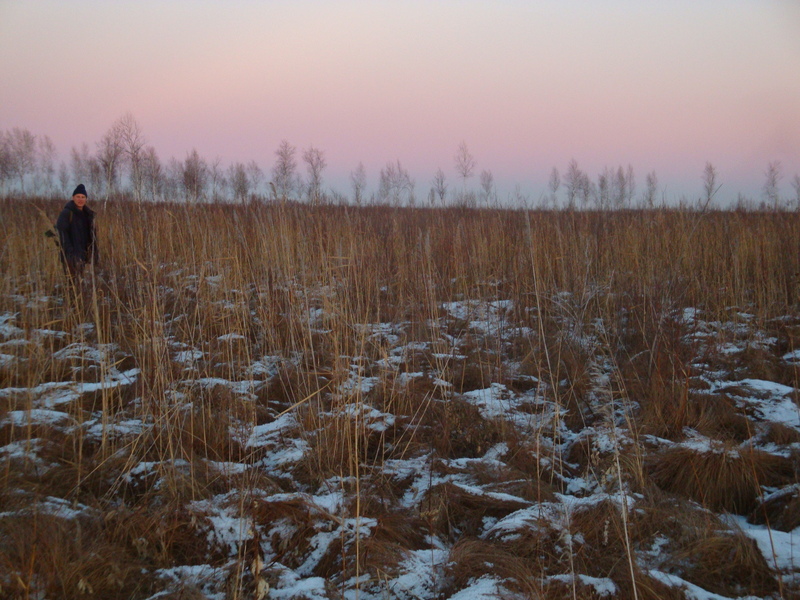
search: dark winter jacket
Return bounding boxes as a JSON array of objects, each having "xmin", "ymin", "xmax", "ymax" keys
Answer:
[{"xmin": 56, "ymin": 200, "xmax": 98, "ymax": 266}]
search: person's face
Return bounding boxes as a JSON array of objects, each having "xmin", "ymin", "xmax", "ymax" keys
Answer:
[{"xmin": 73, "ymin": 193, "xmax": 87, "ymax": 209}]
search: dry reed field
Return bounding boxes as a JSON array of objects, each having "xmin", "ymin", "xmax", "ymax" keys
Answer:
[{"xmin": 1, "ymin": 198, "xmax": 800, "ymax": 599}]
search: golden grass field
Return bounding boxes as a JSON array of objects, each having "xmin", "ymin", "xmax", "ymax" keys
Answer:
[{"xmin": 1, "ymin": 198, "xmax": 800, "ymax": 599}]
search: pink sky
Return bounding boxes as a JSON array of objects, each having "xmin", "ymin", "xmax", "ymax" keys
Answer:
[{"xmin": 1, "ymin": 0, "xmax": 799, "ymax": 203}]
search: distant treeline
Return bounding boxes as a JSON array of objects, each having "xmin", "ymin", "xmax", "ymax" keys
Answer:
[{"xmin": 2, "ymin": 114, "xmax": 798, "ymax": 209}]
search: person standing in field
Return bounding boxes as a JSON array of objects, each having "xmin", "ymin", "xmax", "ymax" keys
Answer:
[{"xmin": 57, "ymin": 183, "xmax": 98, "ymax": 279}]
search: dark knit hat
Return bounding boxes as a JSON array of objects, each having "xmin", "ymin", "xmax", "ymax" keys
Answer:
[{"xmin": 72, "ymin": 183, "xmax": 87, "ymax": 197}]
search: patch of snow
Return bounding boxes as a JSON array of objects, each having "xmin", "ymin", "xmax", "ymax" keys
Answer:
[
  {"xmin": 0, "ymin": 495, "xmax": 95, "ymax": 521},
  {"xmin": 647, "ymin": 568, "xmax": 755, "ymax": 600},
  {"xmin": 545, "ymin": 574, "xmax": 616, "ymax": 597},
  {"xmin": 175, "ymin": 349, "xmax": 203, "ymax": 364},
  {"xmin": 462, "ymin": 383, "xmax": 513, "ymax": 419},
  {"xmin": 217, "ymin": 333, "xmax": 245, "ymax": 342},
  {"xmin": 84, "ymin": 419, "xmax": 146, "ymax": 439},
  {"xmin": 247, "ymin": 413, "xmax": 298, "ymax": 447},
  {"xmin": 396, "ymin": 371, "xmax": 424, "ymax": 385},
  {"xmin": 32, "ymin": 328, "xmax": 68, "ymax": 340},
  {"xmin": 339, "ymin": 374, "xmax": 379, "ymax": 395},
  {"xmin": 448, "ymin": 577, "xmax": 508, "ymax": 600},
  {"xmin": 725, "ymin": 379, "xmax": 800, "ymax": 428},
  {"xmin": 738, "ymin": 378, "xmax": 796, "ymax": 397},
  {"xmin": 269, "ymin": 569, "xmax": 328, "ymax": 600},
  {"xmin": 724, "ymin": 515, "xmax": 800, "ymax": 575},
  {"xmin": 206, "ymin": 460, "xmax": 249, "ymax": 476},
  {"xmin": 154, "ymin": 564, "xmax": 227, "ymax": 600},
  {"xmin": 681, "ymin": 308, "xmax": 700, "ymax": 323},
  {"xmin": 250, "ymin": 355, "xmax": 283, "ymax": 378},
  {"xmin": 192, "ymin": 500, "xmax": 254, "ymax": 556},
  {"xmin": 377, "ymin": 548, "xmax": 448, "ymax": 600},
  {"xmin": 2, "ymin": 409, "xmax": 72, "ymax": 427},
  {"xmin": 0, "ymin": 312, "xmax": 23, "ymax": 338}
]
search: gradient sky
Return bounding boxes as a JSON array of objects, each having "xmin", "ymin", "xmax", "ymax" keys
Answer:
[{"xmin": 1, "ymin": 0, "xmax": 799, "ymax": 203}]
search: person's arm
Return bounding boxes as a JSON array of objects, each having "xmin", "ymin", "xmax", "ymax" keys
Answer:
[{"xmin": 56, "ymin": 209, "xmax": 75, "ymax": 259}]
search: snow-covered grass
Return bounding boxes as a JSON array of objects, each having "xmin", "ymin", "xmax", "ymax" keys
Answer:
[{"xmin": 1, "ymin": 199, "xmax": 800, "ymax": 599}]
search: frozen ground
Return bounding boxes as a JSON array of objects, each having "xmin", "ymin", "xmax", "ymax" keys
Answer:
[{"xmin": 1, "ymin": 284, "xmax": 799, "ymax": 599}]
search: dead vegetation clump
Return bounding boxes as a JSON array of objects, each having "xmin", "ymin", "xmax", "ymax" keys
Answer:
[
  {"xmin": 444, "ymin": 538, "xmax": 542, "ymax": 597},
  {"xmin": 0, "ymin": 511, "xmax": 159, "ymax": 600},
  {"xmin": 760, "ymin": 421, "xmax": 800, "ymax": 446},
  {"xmin": 425, "ymin": 397, "xmax": 507, "ymax": 458},
  {"xmin": 673, "ymin": 531, "xmax": 778, "ymax": 597},
  {"xmin": 749, "ymin": 485, "xmax": 800, "ymax": 532},
  {"xmin": 648, "ymin": 444, "xmax": 795, "ymax": 513},
  {"xmin": 638, "ymin": 388, "xmax": 754, "ymax": 443},
  {"xmin": 420, "ymin": 480, "xmax": 531, "ymax": 540}
]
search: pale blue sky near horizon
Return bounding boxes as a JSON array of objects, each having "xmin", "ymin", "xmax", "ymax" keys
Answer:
[{"xmin": 1, "ymin": 0, "xmax": 799, "ymax": 204}]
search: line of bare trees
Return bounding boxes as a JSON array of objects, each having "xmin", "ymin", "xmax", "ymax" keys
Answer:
[{"xmin": 2, "ymin": 116, "xmax": 799, "ymax": 209}]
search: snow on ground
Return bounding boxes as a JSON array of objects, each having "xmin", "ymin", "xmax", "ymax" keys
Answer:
[{"xmin": 2, "ymin": 297, "xmax": 800, "ymax": 599}]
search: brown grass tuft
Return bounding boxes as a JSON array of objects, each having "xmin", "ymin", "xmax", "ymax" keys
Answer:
[
  {"xmin": 649, "ymin": 445, "xmax": 794, "ymax": 513},
  {"xmin": 749, "ymin": 485, "xmax": 800, "ymax": 532},
  {"xmin": 445, "ymin": 538, "xmax": 541, "ymax": 597},
  {"xmin": 674, "ymin": 531, "xmax": 778, "ymax": 597},
  {"xmin": 761, "ymin": 421, "xmax": 800, "ymax": 445},
  {"xmin": 420, "ymin": 481, "xmax": 530, "ymax": 540},
  {"xmin": 0, "ymin": 511, "xmax": 158, "ymax": 600}
]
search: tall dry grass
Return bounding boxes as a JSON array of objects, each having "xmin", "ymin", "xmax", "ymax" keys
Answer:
[{"xmin": 1, "ymin": 198, "xmax": 799, "ymax": 598}]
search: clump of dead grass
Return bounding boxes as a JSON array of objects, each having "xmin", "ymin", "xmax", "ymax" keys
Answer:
[
  {"xmin": 648, "ymin": 444, "xmax": 795, "ymax": 513},
  {"xmin": 420, "ymin": 480, "xmax": 530, "ymax": 541},
  {"xmin": 749, "ymin": 485, "xmax": 800, "ymax": 532},
  {"xmin": 0, "ymin": 511, "xmax": 159, "ymax": 600},
  {"xmin": 674, "ymin": 531, "xmax": 778, "ymax": 597}
]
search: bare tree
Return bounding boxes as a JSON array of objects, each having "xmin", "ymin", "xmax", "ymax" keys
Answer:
[
  {"xmin": 792, "ymin": 174, "xmax": 800, "ymax": 211},
  {"xmin": 96, "ymin": 123, "xmax": 125, "ymax": 200},
  {"xmin": 763, "ymin": 161, "xmax": 782, "ymax": 210},
  {"xmin": 70, "ymin": 144, "xmax": 89, "ymax": 186},
  {"xmin": 36, "ymin": 135, "xmax": 57, "ymax": 196},
  {"xmin": 85, "ymin": 158, "xmax": 103, "ymax": 198},
  {"xmin": 595, "ymin": 169, "xmax": 610, "ymax": 210},
  {"xmin": 480, "ymin": 169, "xmax": 495, "ymax": 206},
  {"xmin": 58, "ymin": 161, "xmax": 69, "ymax": 195},
  {"xmin": 379, "ymin": 160, "xmax": 414, "ymax": 206},
  {"xmin": 161, "ymin": 157, "xmax": 180, "ymax": 200},
  {"xmin": 454, "ymin": 141, "xmax": 476, "ymax": 195},
  {"xmin": 0, "ymin": 131, "xmax": 13, "ymax": 197},
  {"xmin": 701, "ymin": 162, "xmax": 720, "ymax": 210},
  {"xmin": 612, "ymin": 166, "xmax": 628, "ymax": 209},
  {"xmin": 116, "ymin": 113, "xmax": 147, "ymax": 201},
  {"xmin": 271, "ymin": 140, "xmax": 298, "ymax": 200},
  {"xmin": 548, "ymin": 167, "xmax": 560, "ymax": 207},
  {"xmin": 7, "ymin": 127, "xmax": 37, "ymax": 194},
  {"xmin": 228, "ymin": 162, "xmax": 249, "ymax": 204},
  {"xmin": 182, "ymin": 149, "xmax": 207, "ymax": 202},
  {"xmin": 302, "ymin": 145, "xmax": 326, "ymax": 204},
  {"xmin": 208, "ymin": 157, "xmax": 224, "ymax": 202},
  {"xmin": 351, "ymin": 162, "xmax": 366, "ymax": 205},
  {"xmin": 625, "ymin": 165, "xmax": 636, "ymax": 206},
  {"xmin": 643, "ymin": 170, "xmax": 658, "ymax": 208},
  {"xmin": 141, "ymin": 146, "xmax": 163, "ymax": 202},
  {"xmin": 564, "ymin": 159, "xmax": 583, "ymax": 210},
  {"xmin": 431, "ymin": 168, "xmax": 447, "ymax": 206},
  {"xmin": 246, "ymin": 161, "xmax": 263, "ymax": 201},
  {"xmin": 578, "ymin": 172, "xmax": 594, "ymax": 208},
  {"xmin": 70, "ymin": 143, "xmax": 102, "ymax": 197}
]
